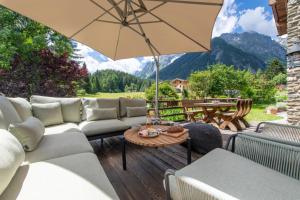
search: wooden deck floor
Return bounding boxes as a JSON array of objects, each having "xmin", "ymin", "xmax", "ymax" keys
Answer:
[{"xmin": 90, "ymin": 137, "xmax": 202, "ymax": 200}]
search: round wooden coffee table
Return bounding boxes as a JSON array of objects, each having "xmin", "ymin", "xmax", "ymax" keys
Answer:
[{"xmin": 122, "ymin": 125, "xmax": 191, "ymax": 170}]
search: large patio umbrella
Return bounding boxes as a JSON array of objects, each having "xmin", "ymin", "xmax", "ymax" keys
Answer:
[{"xmin": 0, "ymin": 0, "xmax": 223, "ymax": 118}]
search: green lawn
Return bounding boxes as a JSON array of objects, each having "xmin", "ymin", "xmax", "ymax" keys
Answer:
[
  {"xmin": 245, "ymin": 104, "xmax": 283, "ymax": 122},
  {"xmin": 80, "ymin": 92, "xmax": 283, "ymax": 123},
  {"xmin": 80, "ymin": 92, "xmax": 145, "ymax": 99}
]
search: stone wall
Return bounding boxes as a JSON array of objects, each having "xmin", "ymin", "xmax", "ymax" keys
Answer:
[{"xmin": 287, "ymin": 0, "xmax": 300, "ymax": 125}]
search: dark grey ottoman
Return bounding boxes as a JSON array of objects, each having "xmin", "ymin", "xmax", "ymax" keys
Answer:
[{"xmin": 183, "ymin": 122, "xmax": 222, "ymax": 154}]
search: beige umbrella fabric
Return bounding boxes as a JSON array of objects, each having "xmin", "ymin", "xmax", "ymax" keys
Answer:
[{"xmin": 0, "ymin": 0, "xmax": 223, "ymax": 117}]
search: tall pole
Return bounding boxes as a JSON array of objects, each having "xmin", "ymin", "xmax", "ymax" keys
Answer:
[
  {"xmin": 127, "ymin": 0, "xmax": 160, "ymax": 118},
  {"xmin": 154, "ymin": 56, "xmax": 160, "ymax": 118}
]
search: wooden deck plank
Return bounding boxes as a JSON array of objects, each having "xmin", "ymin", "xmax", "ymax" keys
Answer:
[{"xmin": 91, "ymin": 136, "xmax": 201, "ymax": 200}]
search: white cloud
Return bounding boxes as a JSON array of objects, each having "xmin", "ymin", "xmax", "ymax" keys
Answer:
[
  {"xmin": 238, "ymin": 7, "xmax": 277, "ymax": 37},
  {"xmin": 76, "ymin": 42, "xmax": 143, "ymax": 74},
  {"xmin": 212, "ymin": 0, "xmax": 238, "ymax": 37}
]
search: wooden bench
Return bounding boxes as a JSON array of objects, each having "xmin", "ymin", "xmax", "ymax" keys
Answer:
[{"xmin": 182, "ymin": 99, "xmax": 205, "ymax": 122}]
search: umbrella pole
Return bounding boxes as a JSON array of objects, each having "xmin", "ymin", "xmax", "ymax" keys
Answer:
[{"xmin": 154, "ymin": 56, "xmax": 160, "ymax": 119}]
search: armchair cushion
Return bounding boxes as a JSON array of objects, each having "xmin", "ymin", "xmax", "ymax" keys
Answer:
[
  {"xmin": 86, "ymin": 107, "xmax": 117, "ymax": 121},
  {"xmin": 126, "ymin": 106, "xmax": 147, "ymax": 117},
  {"xmin": 0, "ymin": 129, "xmax": 25, "ymax": 195},
  {"xmin": 0, "ymin": 96, "xmax": 22, "ymax": 129}
]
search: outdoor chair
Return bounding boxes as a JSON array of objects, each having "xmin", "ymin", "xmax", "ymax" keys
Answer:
[
  {"xmin": 255, "ymin": 122, "xmax": 300, "ymax": 143},
  {"xmin": 237, "ymin": 99, "xmax": 252, "ymax": 128},
  {"xmin": 165, "ymin": 132, "xmax": 300, "ymax": 200},
  {"xmin": 218, "ymin": 100, "xmax": 245, "ymax": 131},
  {"xmin": 182, "ymin": 99, "xmax": 205, "ymax": 122}
]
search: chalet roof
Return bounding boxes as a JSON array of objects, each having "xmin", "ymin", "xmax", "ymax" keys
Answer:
[{"xmin": 269, "ymin": 0, "xmax": 287, "ymax": 35}]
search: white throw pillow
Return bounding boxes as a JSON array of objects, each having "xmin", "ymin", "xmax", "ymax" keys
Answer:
[
  {"xmin": 32, "ymin": 102, "xmax": 64, "ymax": 126},
  {"xmin": 0, "ymin": 96, "xmax": 22, "ymax": 129},
  {"xmin": 9, "ymin": 117, "xmax": 45, "ymax": 151},
  {"xmin": 86, "ymin": 107, "xmax": 118, "ymax": 121},
  {"xmin": 9, "ymin": 97, "xmax": 32, "ymax": 121},
  {"xmin": 127, "ymin": 107, "xmax": 147, "ymax": 117},
  {"xmin": 0, "ymin": 129, "xmax": 25, "ymax": 195}
]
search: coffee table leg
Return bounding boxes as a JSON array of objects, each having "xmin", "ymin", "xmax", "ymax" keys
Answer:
[
  {"xmin": 187, "ymin": 137, "xmax": 192, "ymax": 165},
  {"xmin": 122, "ymin": 137, "xmax": 127, "ymax": 170}
]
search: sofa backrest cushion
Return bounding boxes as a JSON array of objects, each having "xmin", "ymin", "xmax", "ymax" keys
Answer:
[
  {"xmin": 0, "ymin": 96, "xmax": 22, "ymax": 129},
  {"xmin": 119, "ymin": 97, "xmax": 146, "ymax": 117},
  {"xmin": 86, "ymin": 107, "xmax": 118, "ymax": 121},
  {"xmin": 82, "ymin": 98, "xmax": 120, "ymax": 120},
  {"xmin": 127, "ymin": 107, "xmax": 147, "ymax": 117},
  {"xmin": 8, "ymin": 117, "xmax": 45, "ymax": 152},
  {"xmin": 30, "ymin": 95, "xmax": 81, "ymax": 123},
  {"xmin": 32, "ymin": 102, "xmax": 64, "ymax": 127},
  {"xmin": 9, "ymin": 97, "xmax": 32, "ymax": 121},
  {"xmin": 81, "ymin": 98, "xmax": 98, "ymax": 120},
  {"xmin": 97, "ymin": 98, "xmax": 120, "ymax": 117},
  {"xmin": 0, "ymin": 129, "xmax": 25, "ymax": 195}
]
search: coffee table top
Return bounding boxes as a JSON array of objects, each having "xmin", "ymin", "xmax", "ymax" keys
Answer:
[{"xmin": 124, "ymin": 125, "xmax": 189, "ymax": 147}]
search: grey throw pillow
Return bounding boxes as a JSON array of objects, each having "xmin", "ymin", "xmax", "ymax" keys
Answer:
[
  {"xmin": 127, "ymin": 107, "xmax": 147, "ymax": 117},
  {"xmin": 8, "ymin": 117, "xmax": 45, "ymax": 151},
  {"xmin": 86, "ymin": 107, "xmax": 118, "ymax": 121},
  {"xmin": 32, "ymin": 102, "xmax": 64, "ymax": 126}
]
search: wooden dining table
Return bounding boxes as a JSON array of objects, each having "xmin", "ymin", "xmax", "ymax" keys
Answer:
[{"xmin": 194, "ymin": 102, "xmax": 236, "ymax": 125}]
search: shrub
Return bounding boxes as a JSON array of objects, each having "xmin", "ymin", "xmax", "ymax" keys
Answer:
[{"xmin": 145, "ymin": 82, "xmax": 178, "ymax": 101}]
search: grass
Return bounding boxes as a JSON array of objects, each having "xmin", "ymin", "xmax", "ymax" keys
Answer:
[
  {"xmin": 79, "ymin": 92, "xmax": 145, "ymax": 99},
  {"xmin": 80, "ymin": 92, "xmax": 284, "ymax": 123},
  {"xmin": 245, "ymin": 104, "xmax": 283, "ymax": 122}
]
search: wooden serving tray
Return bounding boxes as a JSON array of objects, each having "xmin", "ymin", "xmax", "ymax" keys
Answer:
[{"xmin": 161, "ymin": 129, "xmax": 187, "ymax": 138}]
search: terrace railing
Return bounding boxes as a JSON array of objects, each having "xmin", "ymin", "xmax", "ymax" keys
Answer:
[{"xmin": 147, "ymin": 98, "xmax": 238, "ymax": 122}]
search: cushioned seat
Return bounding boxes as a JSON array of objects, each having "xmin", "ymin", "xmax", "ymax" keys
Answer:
[
  {"xmin": 24, "ymin": 132, "xmax": 93, "ymax": 164},
  {"xmin": 44, "ymin": 123, "xmax": 81, "ymax": 135},
  {"xmin": 1, "ymin": 153, "xmax": 119, "ymax": 200},
  {"xmin": 167, "ymin": 148, "xmax": 300, "ymax": 200},
  {"xmin": 79, "ymin": 119, "xmax": 129, "ymax": 136},
  {"xmin": 121, "ymin": 116, "xmax": 146, "ymax": 127}
]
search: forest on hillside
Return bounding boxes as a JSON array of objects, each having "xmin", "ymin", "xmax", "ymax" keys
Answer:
[{"xmin": 83, "ymin": 69, "xmax": 152, "ymax": 94}]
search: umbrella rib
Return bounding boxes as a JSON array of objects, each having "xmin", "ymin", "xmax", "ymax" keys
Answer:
[
  {"xmin": 70, "ymin": 0, "xmax": 124, "ymax": 38},
  {"xmin": 150, "ymin": 12, "xmax": 209, "ymax": 50},
  {"xmin": 114, "ymin": 25, "xmax": 122, "ymax": 59},
  {"xmin": 96, "ymin": 20, "xmax": 121, "ymax": 24},
  {"xmin": 129, "ymin": 20, "xmax": 162, "ymax": 25},
  {"xmin": 144, "ymin": 0, "xmax": 223, "ymax": 6},
  {"xmin": 127, "ymin": 2, "xmax": 160, "ymax": 56},
  {"xmin": 127, "ymin": 2, "xmax": 166, "ymax": 23},
  {"xmin": 90, "ymin": 0, "xmax": 122, "ymax": 22}
]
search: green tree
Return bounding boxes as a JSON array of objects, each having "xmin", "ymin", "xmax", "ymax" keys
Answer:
[
  {"xmin": 189, "ymin": 70, "xmax": 211, "ymax": 97},
  {"xmin": 272, "ymin": 73, "xmax": 287, "ymax": 85},
  {"xmin": 0, "ymin": 6, "xmax": 74, "ymax": 69},
  {"xmin": 145, "ymin": 82, "xmax": 178, "ymax": 101},
  {"xmin": 265, "ymin": 59, "xmax": 286, "ymax": 80}
]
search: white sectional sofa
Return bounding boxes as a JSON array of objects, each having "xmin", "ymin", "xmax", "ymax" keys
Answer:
[{"xmin": 0, "ymin": 95, "xmax": 147, "ymax": 200}]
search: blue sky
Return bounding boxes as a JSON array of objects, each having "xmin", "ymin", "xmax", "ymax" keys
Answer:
[{"xmin": 78, "ymin": 0, "xmax": 278, "ymax": 73}]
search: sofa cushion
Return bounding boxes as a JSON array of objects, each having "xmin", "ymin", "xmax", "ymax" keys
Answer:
[
  {"xmin": 119, "ymin": 97, "xmax": 146, "ymax": 117},
  {"xmin": 81, "ymin": 98, "xmax": 120, "ymax": 120},
  {"xmin": 0, "ymin": 96, "xmax": 22, "ymax": 129},
  {"xmin": 0, "ymin": 129, "xmax": 25, "ymax": 195},
  {"xmin": 32, "ymin": 102, "xmax": 64, "ymax": 127},
  {"xmin": 1, "ymin": 153, "xmax": 119, "ymax": 200},
  {"xmin": 79, "ymin": 119, "xmax": 129, "ymax": 136},
  {"xmin": 30, "ymin": 95, "xmax": 81, "ymax": 123},
  {"xmin": 127, "ymin": 106, "xmax": 147, "ymax": 117},
  {"xmin": 44, "ymin": 123, "xmax": 81, "ymax": 135},
  {"xmin": 81, "ymin": 98, "xmax": 98, "ymax": 120},
  {"xmin": 86, "ymin": 107, "xmax": 118, "ymax": 121},
  {"xmin": 97, "ymin": 98, "xmax": 120, "ymax": 117},
  {"xmin": 8, "ymin": 97, "xmax": 32, "ymax": 121},
  {"xmin": 24, "ymin": 132, "xmax": 93, "ymax": 164},
  {"xmin": 8, "ymin": 117, "xmax": 45, "ymax": 152},
  {"xmin": 167, "ymin": 148, "xmax": 300, "ymax": 200},
  {"xmin": 121, "ymin": 116, "xmax": 146, "ymax": 127}
]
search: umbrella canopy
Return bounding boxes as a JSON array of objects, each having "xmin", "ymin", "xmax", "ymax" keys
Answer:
[{"xmin": 0, "ymin": 0, "xmax": 223, "ymax": 117}]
